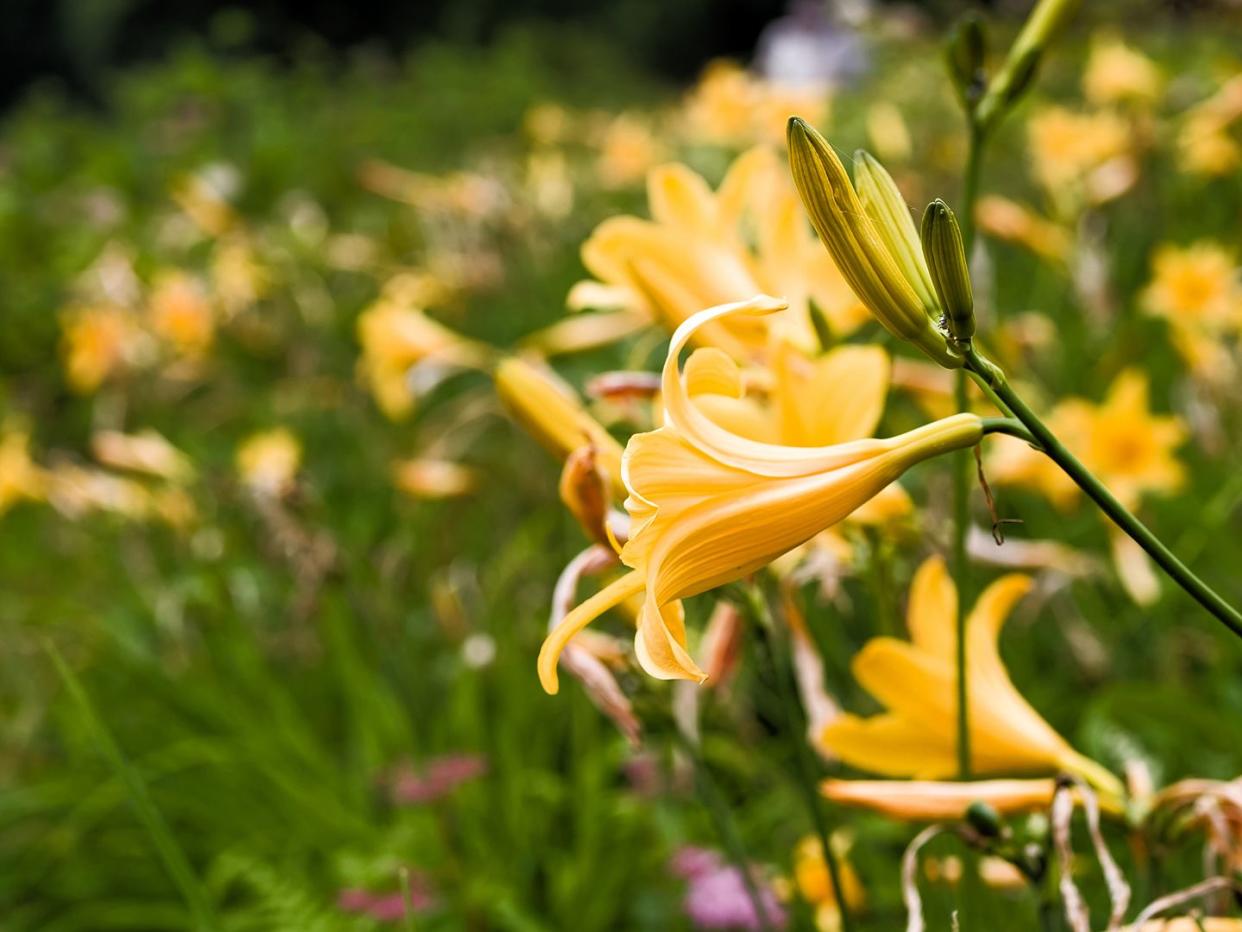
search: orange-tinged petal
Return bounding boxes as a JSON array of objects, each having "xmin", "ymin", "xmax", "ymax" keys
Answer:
[
  {"xmin": 906, "ymin": 556, "xmax": 958, "ymax": 662},
  {"xmin": 539, "ymin": 570, "xmax": 645, "ymax": 694},
  {"xmin": 821, "ymin": 778, "xmax": 1058, "ymax": 820}
]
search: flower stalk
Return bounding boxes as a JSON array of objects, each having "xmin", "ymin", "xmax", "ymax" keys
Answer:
[{"xmin": 966, "ymin": 348, "xmax": 1242, "ymax": 639}]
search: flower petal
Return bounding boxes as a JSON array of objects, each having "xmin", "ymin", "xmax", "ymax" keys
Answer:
[
  {"xmin": 905, "ymin": 555, "xmax": 958, "ymax": 662},
  {"xmin": 538, "ymin": 570, "xmax": 645, "ymax": 694}
]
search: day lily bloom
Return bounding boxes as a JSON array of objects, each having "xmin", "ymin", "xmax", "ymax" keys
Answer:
[
  {"xmin": 1141, "ymin": 241, "xmax": 1241, "ymax": 375},
  {"xmin": 786, "ymin": 118, "xmax": 961, "ymax": 367},
  {"xmin": 391, "ymin": 457, "xmax": 479, "ymax": 500},
  {"xmin": 821, "ymin": 778, "xmax": 1059, "ymax": 821},
  {"xmin": 1177, "ymin": 75, "xmax": 1242, "ymax": 177},
  {"xmin": 819, "ymin": 556, "xmax": 1122, "ymax": 795},
  {"xmin": 147, "ymin": 271, "xmax": 215, "ymax": 358},
  {"xmin": 1083, "ymin": 35, "xmax": 1162, "ymax": 106},
  {"xmin": 0, "ymin": 427, "xmax": 47, "ymax": 515},
  {"xmin": 538, "ymin": 297, "xmax": 983, "ymax": 693},
  {"xmin": 60, "ymin": 304, "xmax": 148, "ymax": 394},
  {"xmin": 1025, "ymin": 107, "xmax": 1137, "ymax": 210},
  {"xmin": 575, "ymin": 146, "xmax": 867, "ymax": 357},
  {"xmin": 793, "ymin": 834, "xmax": 866, "ymax": 932},
  {"xmin": 236, "ymin": 428, "xmax": 302, "ymax": 497}
]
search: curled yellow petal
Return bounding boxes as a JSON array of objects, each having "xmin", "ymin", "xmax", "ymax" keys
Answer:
[{"xmin": 539, "ymin": 570, "xmax": 645, "ymax": 694}]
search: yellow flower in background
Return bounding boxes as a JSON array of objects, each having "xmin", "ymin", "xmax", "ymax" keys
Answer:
[
  {"xmin": 91, "ymin": 429, "xmax": 195, "ymax": 483},
  {"xmin": 865, "ymin": 102, "xmax": 912, "ymax": 164},
  {"xmin": 538, "ymin": 297, "xmax": 983, "ymax": 693},
  {"xmin": 793, "ymin": 834, "xmax": 865, "ymax": 932},
  {"xmin": 494, "ymin": 357, "xmax": 625, "ymax": 499},
  {"xmin": 1026, "ymin": 106, "xmax": 1136, "ymax": 208},
  {"xmin": 45, "ymin": 464, "xmax": 152, "ymax": 521},
  {"xmin": 392, "ymin": 458, "xmax": 479, "ymax": 500},
  {"xmin": 576, "ymin": 145, "xmax": 867, "ymax": 357},
  {"xmin": 1083, "ymin": 35, "xmax": 1162, "ymax": 105},
  {"xmin": 148, "ymin": 271, "xmax": 215, "ymax": 357},
  {"xmin": 356, "ymin": 289, "xmax": 492, "ymax": 420},
  {"xmin": 60, "ymin": 304, "xmax": 147, "ymax": 394},
  {"xmin": 1142, "ymin": 241, "xmax": 1242, "ymax": 336},
  {"xmin": 820, "ymin": 556, "xmax": 1121, "ymax": 794},
  {"xmin": 594, "ymin": 113, "xmax": 663, "ymax": 189},
  {"xmin": 236, "ymin": 428, "xmax": 301, "ymax": 496},
  {"xmin": 682, "ymin": 60, "xmax": 829, "ymax": 147},
  {"xmin": 0, "ymin": 427, "xmax": 46, "ymax": 515},
  {"xmin": 988, "ymin": 369, "xmax": 1185, "ymax": 512},
  {"xmin": 822, "ymin": 778, "xmax": 1059, "ymax": 821},
  {"xmin": 1178, "ymin": 75, "xmax": 1242, "ymax": 177},
  {"xmin": 975, "ymin": 196, "xmax": 1071, "ymax": 263}
]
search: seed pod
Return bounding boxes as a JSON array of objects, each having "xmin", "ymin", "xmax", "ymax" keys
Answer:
[
  {"xmin": 965, "ymin": 800, "xmax": 1003, "ymax": 838},
  {"xmin": 920, "ymin": 199, "xmax": 975, "ymax": 344}
]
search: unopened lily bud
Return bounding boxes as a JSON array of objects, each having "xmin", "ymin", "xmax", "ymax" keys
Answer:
[
  {"xmin": 945, "ymin": 14, "xmax": 988, "ymax": 107},
  {"xmin": 494, "ymin": 357, "xmax": 625, "ymax": 497},
  {"xmin": 920, "ymin": 199, "xmax": 975, "ymax": 345},
  {"xmin": 965, "ymin": 799, "xmax": 1003, "ymax": 838},
  {"xmin": 787, "ymin": 117, "xmax": 962, "ymax": 369},
  {"xmin": 976, "ymin": 0, "xmax": 1080, "ymax": 128}
]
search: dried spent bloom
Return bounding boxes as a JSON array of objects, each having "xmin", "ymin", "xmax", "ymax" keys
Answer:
[
  {"xmin": 820, "ymin": 556, "xmax": 1121, "ymax": 795},
  {"xmin": 236, "ymin": 428, "xmax": 301, "ymax": 497},
  {"xmin": 538, "ymin": 297, "xmax": 982, "ymax": 692}
]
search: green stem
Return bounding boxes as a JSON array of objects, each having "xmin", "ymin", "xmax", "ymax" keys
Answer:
[
  {"xmin": 967, "ymin": 349, "xmax": 1242, "ymax": 639},
  {"xmin": 980, "ymin": 417, "xmax": 1037, "ymax": 445},
  {"xmin": 952, "ymin": 120, "xmax": 988, "ymax": 785},
  {"xmin": 675, "ymin": 731, "xmax": 776, "ymax": 932},
  {"xmin": 746, "ymin": 586, "xmax": 855, "ymax": 932}
]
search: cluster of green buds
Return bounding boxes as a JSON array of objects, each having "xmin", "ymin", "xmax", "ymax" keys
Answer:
[{"xmin": 787, "ymin": 117, "xmax": 976, "ymax": 368}]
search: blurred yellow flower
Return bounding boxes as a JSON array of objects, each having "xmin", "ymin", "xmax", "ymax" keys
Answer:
[
  {"xmin": 793, "ymin": 834, "xmax": 865, "ymax": 932},
  {"xmin": 975, "ymin": 195, "xmax": 1071, "ymax": 263},
  {"xmin": 211, "ymin": 236, "xmax": 268, "ymax": 318},
  {"xmin": 1178, "ymin": 75, "xmax": 1242, "ymax": 177},
  {"xmin": 538, "ymin": 297, "xmax": 983, "ymax": 693},
  {"xmin": 988, "ymin": 369, "xmax": 1186, "ymax": 512},
  {"xmin": 1026, "ymin": 106, "xmax": 1135, "ymax": 207},
  {"xmin": 60, "ymin": 304, "xmax": 147, "ymax": 394},
  {"xmin": 46, "ymin": 464, "xmax": 151, "ymax": 521},
  {"xmin": 822, "ymin": 777, "xmax": 1058, "ymax": 821},
  {"xmin": 683, "ymin": 60, "xmax": 829, "ymax": 147},
  {"xmin": 820, "ymin": 555, "xmax": 1121, "ymax": 794},
  {"xmin": 865, "ymin": 102, "xmax": 912, "ymax": 163},
  {"xmin": 594, "ymin": 113, "xmax": 663, "ymax": 189},
  {"xmin": 236, "ymin": 428, "xmax": 301, "ymax": 496},
  {"xmin": 578, "ymin": 145, "xmax": 866, "ymax": 356},
  {"xmin": 91, "ymin": 429, "xmax": 195, "ymax": 483},
  {"xmin": 148, "ymin": 271, "xmax": 215, "ymax": 357},
  {"xmin": 392, "ymin": 457, "xmax": 479, "ymax": 500},
  {"xmin": 357, "ymin": 291, "xmax": 491, "ymax": 420},
  {"xmin": 0, "ymin": 427, "xmax": 46, "ymax": 514},
  {"xmin": 1141, "ymin": 241, "xmax": 1242, "ymax": 335},
  {"xmin": 1083, "ymin": 35, "xmax": 1162, "ymax": 105}
]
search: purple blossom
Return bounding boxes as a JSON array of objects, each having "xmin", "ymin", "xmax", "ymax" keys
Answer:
[
  {"xmin": 386, "ymin": 753, "xmax": 487, "ymax": 804},
  {"xmin": 672, "ymin": 847, "xmax": 788, "ymax": 931}
]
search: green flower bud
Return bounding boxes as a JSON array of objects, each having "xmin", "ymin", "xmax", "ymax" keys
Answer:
[
  {"xmin": 786, "ymin": 117, "xmax": 963, "ymax": 369},
  {"xmin": 920, "ymin": 199, "xmax": 975, "ymax": 345}
]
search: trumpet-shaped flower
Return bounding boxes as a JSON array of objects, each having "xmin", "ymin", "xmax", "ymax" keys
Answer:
[
  {"xmin": 575, "ymin": 146, "xmax": 867, "ymax": 358},
  {"xmin": 819, "ymin": 556, "xmax": 1121, "ymax": 794},
  {"xmin": 538, "ymin": 297, "xmax": 983, "ymax": 693}
]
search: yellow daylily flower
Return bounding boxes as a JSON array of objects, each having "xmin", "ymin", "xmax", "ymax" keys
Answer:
[
  {"xmin": 786, "ymin": 118, "xmax": 961, "ymax": 368},
  {"xmin": 148, "ymin": 271, "xmax": 215, "ymax": 358},
  {"xmin": 1177, "ymin": 75, "xmax": 1242, "ymax": 177},
  {"xmin": 682, "ymin": 60, "xmax": 830, "ymax": 148},
  {"xmin": 988, "ymin": 369, "xmax": 1186, "ymax": 512},
  {"xmin": 1026, "ymin": 106, "xmax": 1136, "ymax": 209},
  {"xmin": 576, "ymin": 146, "xmax": 867, "ymax": 357},
  {"xmin": 60, "ymin": 304, "xmax": 147, "ymax": 394},
  {"xmin": 1141, "ymin": 241, "xmax": 1242, "ymax": 341},
  {"xmin": 0, "ymin": 427, "xmax": 47, "ymax": 515},
  {"xmin": 391, "ymin": 458, "xmax": 479, "ymax": 500},
  {"xmin": 236, "ymin": 428, "xmax": 301, "ymax": 497},
  {"xmin": 793, "ymin": 834, "xmax": 865, "ymax": 932},
  {"xmin": 538, "ymin": 297, "xmax": 983, "ymax": 693},
  {"xmin": 820, "ymin": 555, "xmax": 1121, "ymax": 794},
  {"xmin": 975, "ymin": 195, "xmax": 1071, "ymax": 263},
  {"xmin": 1083, "ymin": 35, "xmax": 1162, "ymax": 106},
  {"xmin": 594, "ymin": 113, "xmax": 664, "ymax": 189},
  {"xmin": 822, "ymin": 778, "xmax": 1058, "ymax": 821},
  {"xmin": 356, "ymin": 290, "xmax": 491, "ymax": 420},
  {"xmin": 91, "ymin": 429, "xmax": 195, "ymax": 483}
]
